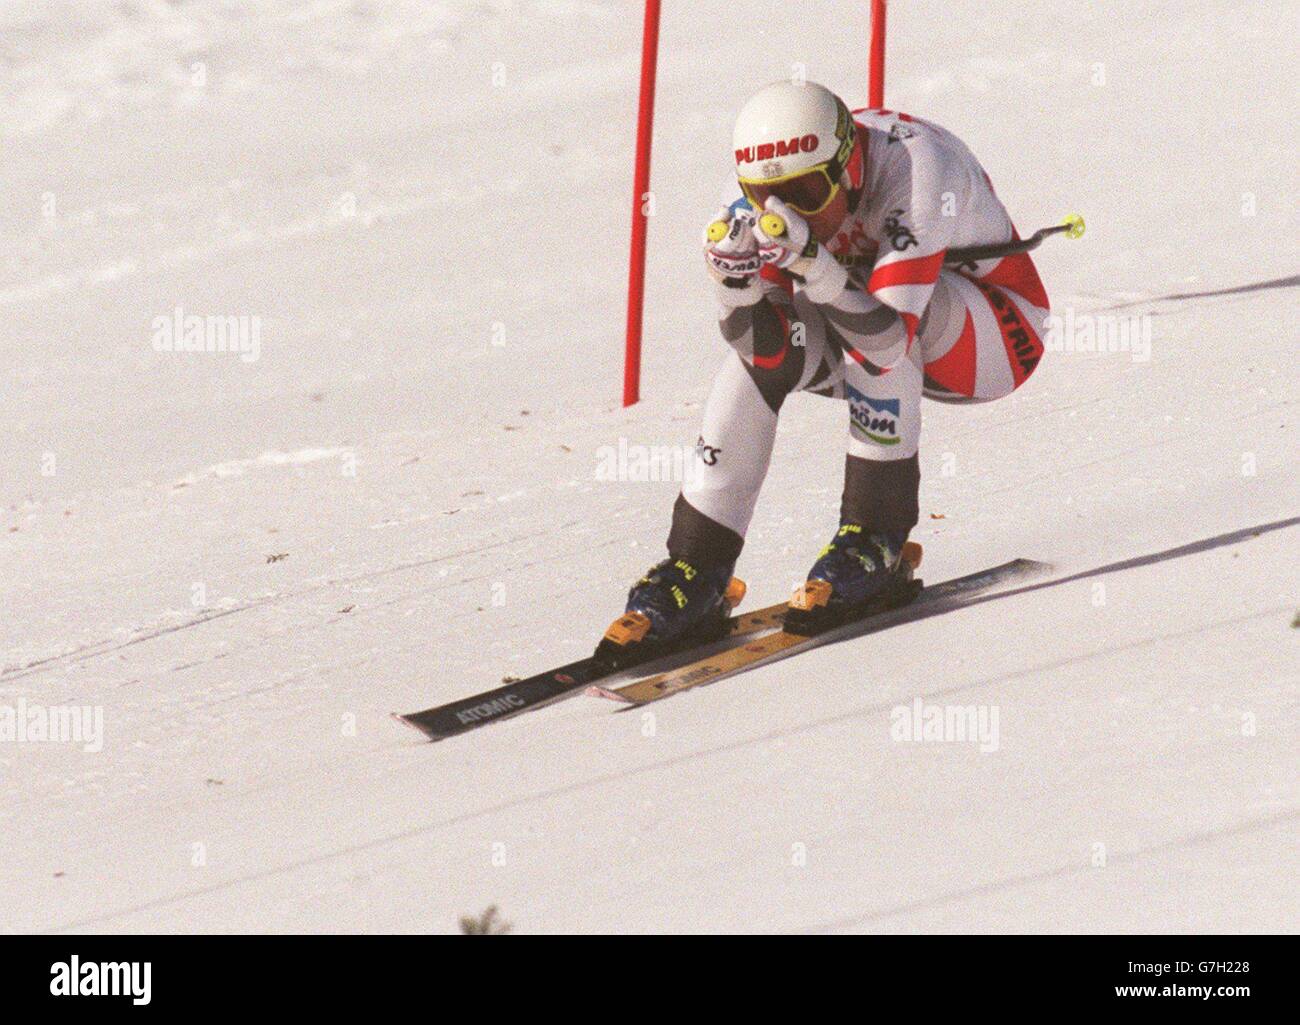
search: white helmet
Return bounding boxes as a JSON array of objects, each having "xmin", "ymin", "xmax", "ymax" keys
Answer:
[{"xmin": 732, "ymin": 80, "xmax": 862, "ymax": 215}]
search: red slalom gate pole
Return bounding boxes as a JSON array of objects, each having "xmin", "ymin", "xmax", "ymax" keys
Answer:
[
  {"xmin": 623, "ymin": 0, "xmax": 661, "ymax": 407},
  {"xmin": 869, "ymin": 0, "xmax": 887, "ymax": 108}
]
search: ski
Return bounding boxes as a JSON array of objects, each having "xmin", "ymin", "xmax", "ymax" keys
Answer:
[
  {"xmin": 394, "ymin": 598, "xmax": 789, "ymax": 741},
  {"xmin": 588, "ymin": 558, "xmax": 1052, "ymax": 706}
]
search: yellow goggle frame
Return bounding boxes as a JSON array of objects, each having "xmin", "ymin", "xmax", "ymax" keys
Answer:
[{"xmin": 737, "ymin": 161, "xmax": 842, "ymax": 218}]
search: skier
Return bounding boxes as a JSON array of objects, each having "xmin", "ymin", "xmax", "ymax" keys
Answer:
[{"xmin": 604, "ymin": 80, "xmax": 1050, "ymax": 654}]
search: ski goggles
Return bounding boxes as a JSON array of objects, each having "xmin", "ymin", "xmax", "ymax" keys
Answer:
[
  {"xmin": 737, "ymin": 111, "xmax": 863, "ymax": 218},
  {"xmin": 738, "ymin": 163, "xmax": 842, "ymax": 217}
]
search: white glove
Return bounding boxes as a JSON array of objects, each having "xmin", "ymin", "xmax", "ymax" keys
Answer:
[
  {"xmin": 703, "ymin": 206, "xmax": 764, "ymax": 305},
  {"xmin": 752, "ymin": 196, "xmax": 814, "ymax": 271},
  {"xmin": 752, "ymin": 197, "xmax": 848, "ymax": 304}
]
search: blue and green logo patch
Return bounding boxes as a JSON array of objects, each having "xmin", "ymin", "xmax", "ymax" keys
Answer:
[{"xmin": 847, "ymin": 385, "xmax": 900, "ymax": 445}]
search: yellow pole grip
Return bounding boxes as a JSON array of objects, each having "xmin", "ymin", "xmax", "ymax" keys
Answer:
[{"xmin": 759, "ymin": 212, "xmax": 787, "ymax": 238}]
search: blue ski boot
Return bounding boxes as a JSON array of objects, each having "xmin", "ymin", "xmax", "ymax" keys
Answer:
[
  {"xmin": 784, "ymin": 525, "xmax": 922, "ymax": 634},
  {"xmin": 596, "ymin": 557, "xmax": 746, "ymax": 668}
]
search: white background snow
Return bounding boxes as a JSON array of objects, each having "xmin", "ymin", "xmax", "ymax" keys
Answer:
[{"xmin": 1, "ymin": 0, "xmax": 1296, "ymax": 932}]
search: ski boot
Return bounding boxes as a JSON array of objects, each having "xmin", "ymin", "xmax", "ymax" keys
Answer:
[
  {"xmin": 783, "ymin": 524, "xmax": 923, "ymax": 635},
  {"xmin": 596, "ymin": 557, "xmax": 747, "ymax": 669}
]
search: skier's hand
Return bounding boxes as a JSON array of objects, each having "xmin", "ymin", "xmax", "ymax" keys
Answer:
[
  {"xmin": 703, "ymin": 206, "xmax": 762, "ymax": 285},
  {"xmin": 752, "ymin": 196, "xmax": 813, "ymax": 271},
  {"xmin": 753, "ymin": 196, "xmax": 848, "ymax": 303}
]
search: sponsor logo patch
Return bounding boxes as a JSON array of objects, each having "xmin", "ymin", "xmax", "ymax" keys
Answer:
[
  {"xmin": 457, "ymin": 693, "xmax": 527, "ymax": 724},
  {"xmin": 657, "ymin": 664, "xmax": 723, "ymax": 691},
  {"xmin": 734, "ymin": 134, "xmax": 820, "ymax": 166},
  {"xmin": 846, "ymin": 385, "xmax": 901, "ymax": 445},
  {"xmin": 695, "ymin": 436, "xmax": 722, "ymax": 466},
  {"xmin": 883, "ymin": 208, "xmax": 918, "ymax": 252}
]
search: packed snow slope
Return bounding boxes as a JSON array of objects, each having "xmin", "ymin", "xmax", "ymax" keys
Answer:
[{"xmin": 2, "ymin": 1, "xmax": 1296, "ymax": 933}]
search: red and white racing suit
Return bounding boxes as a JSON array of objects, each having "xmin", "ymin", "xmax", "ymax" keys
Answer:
[{"xmin": 669, "ymin": 108, "xmax": 1051, "ymax": 563}]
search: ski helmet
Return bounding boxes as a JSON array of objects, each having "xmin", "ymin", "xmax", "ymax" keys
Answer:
[{"xmin": 732, "ymin": 80, "xmax": 863, "ymax": 216}]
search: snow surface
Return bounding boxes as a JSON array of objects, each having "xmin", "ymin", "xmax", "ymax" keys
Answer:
[{"xmin": 2, "ymin": 0, "xmax": 1296, "ymax": 933}]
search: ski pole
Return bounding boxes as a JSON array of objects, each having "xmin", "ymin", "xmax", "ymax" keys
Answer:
[
  {"xmin": 943, "ymin": 214, "xmax": 1085, "ymax": 265},
  {"xmin": 746, "ymin": 212, "xmax": 1086, "ymax": 265}
]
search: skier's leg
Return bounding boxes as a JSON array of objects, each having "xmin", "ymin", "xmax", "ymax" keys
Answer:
[
  {"xmin": 671, "ymin": 289, "xmax": 842, "ymax": 565},
  {"xmin": 785, "ymin": 343, "xmax": 923, "ymax": 624},
  {"xmin": 840, "ymin": 337, "xmax": 924, "ymax": 539},
  {"xmin": 829, "ymin": 263, "xmax": 1048, "ymax": 541},
  {"xmin": 668, "ymin": 351, "xmax": 778, "ymax": 565},
  {"xmin": 790, "ymin": 265, "xmax": 1050, "ymax": 622}
]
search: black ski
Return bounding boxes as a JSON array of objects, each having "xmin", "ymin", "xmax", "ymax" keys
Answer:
[{"xmin": 393, "ymin": 599, "xmax": 788, "ymax": 742}]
